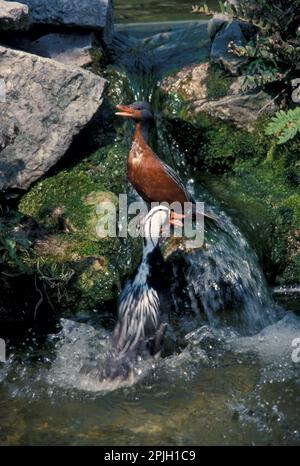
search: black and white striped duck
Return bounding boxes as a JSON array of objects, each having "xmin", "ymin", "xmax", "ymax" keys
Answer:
[{"xmin": 103, "ymin": 205, "xmax": 181, "ymax": 381}]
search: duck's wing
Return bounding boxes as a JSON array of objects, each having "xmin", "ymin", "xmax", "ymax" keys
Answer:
[
  {"xmin": 161, "ymin": 160, "xmax": 195, "ymax": 204},
  {"xmin": 161, "ymin": 161, "xmax": 220, "ymax": 223}
]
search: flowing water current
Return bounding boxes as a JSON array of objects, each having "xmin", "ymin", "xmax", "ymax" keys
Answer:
[{"xmin": 0, "ymin": 6, "xmax": 299, "ymax": 446}]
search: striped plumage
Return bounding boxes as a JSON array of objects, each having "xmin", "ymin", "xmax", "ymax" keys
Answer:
[
  {"xmin": 104, "ymin": 206, "xmax": 172, "ymax": 381},
  {"xmin": 114, "ymin": 206, "xmax": 171, "ymax": 354}
]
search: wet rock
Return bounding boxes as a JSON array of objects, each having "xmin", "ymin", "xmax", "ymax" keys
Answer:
[
  {"xmin": 161, "ymin": 63, "xmax": 209, "ymax": 101},
  {"xmin": 193, "ymin": 90, "xmax": 278, "ymax": 131},
  {"xmin": 160, "ymin": 62, "xmax": 276, "ymax": 131},
  {"xmin": 20, "ymin": 33, "xmax": 96, "ymax": 67},
  {"xmin": 6, "ymin": 0, "xmax": 114, "ymax": 43},
  {"xmin": 0, "ymin": 45, "xmax": 107, "ymax": 193},
  {"xmin": 210, "ymin": 21, "xmax": 248, "ymax": 75},
  {"xmin": 161, "ymin": 61, "xmax": 237, "ymax": 105},
  {"xmin": 207, "ymin": 14, "xmax": 228, "ymax": 41},
  {"xmin": 228, "ymin": 76, "xmax": 248, "ymax": 95},
  {"xmin": 208, "ymin": 13, "xmax": 258, "ymax": 42},
  {"xmin": 0, "ymin": 0, "xmax": 28, "ymax": 30}
]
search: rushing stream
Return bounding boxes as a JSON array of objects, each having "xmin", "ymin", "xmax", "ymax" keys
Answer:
[{"xmin": 0, "ymin": 3, "xmax": 299, "ymax": 446}]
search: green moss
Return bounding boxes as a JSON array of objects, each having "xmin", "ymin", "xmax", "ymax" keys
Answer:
[
  {"xmin": 205, "ymin": 64, "xmax": 235, "ymax": 100},
  {"xmin": 205, "ymin": 158, "xmax": 300, "ymax": 285},
  {"xmin": 104, "ymin": 65, "xmax": 135, "ymax": 107},
  {"xmin": 160, "ymin": 83, "xmax": 299, "ymax": 285},
  {"xmin": 88, "ymin": 46, "xmax": 107, "ymax": 75},
  {"xmin": 86, "ymin": 144, "xmax": 128, "ymax": 193},
  {"xmin": 163, "ymin": 113, "xmax": 268, "ymax": 174},
  {"xmin": 202, "ymin": 120, "xmax": 267, "ymax": 172},
  {"xmin": 281, "ymin": 254, "xmax": 300, "ymax": 285},
  {"xmin": 19, "ymin": 145, "xmax": 128, "ymax": 231},
  {"xmin": 76, "ymin": 266, "xmax": 117, "ymax": 309},
  {"xmin": 17, "ymin": 142, "xmax": 142, "ymax": 314},
  {"xmin": 19, "ymin": 168, "xmax": 98, "ymax": 230}
]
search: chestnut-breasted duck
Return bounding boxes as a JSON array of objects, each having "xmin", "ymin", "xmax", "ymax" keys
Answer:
[{"xmin": 116, "ymin": 101, "xmax": 216, "ymax": 222}]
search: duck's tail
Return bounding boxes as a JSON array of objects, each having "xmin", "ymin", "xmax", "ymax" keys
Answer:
[
  {"xmin": 101, "ymin": 322, "xmax": 168, "ymax": 382},
  {"xmin": 187, "ymin": 202, "xmax": 226, "ymax": 231}
]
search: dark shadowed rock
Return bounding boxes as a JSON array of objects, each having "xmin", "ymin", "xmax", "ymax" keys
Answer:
[
  {"xmin": 6, "ymin": 0, "xmax": 114, "ymax": 43},
  {"xmin": 208, "ymin": 13, "xmax": 257, "ymax": 43},
  {"xmin": 207, "ymin": 14, "xmax": 228, "ymax": 41},
  {"xmin": 211, "ymin": 21, "xmax": 248, "ymax": 75},
  {"xmin": 19, "ymin": 33, "xmax": 96, "ymax": 67},
  {"xmin": 0, "ymin": 0, "xmax": 28, "ymax": 30},
  {"xmin": 0, "ymin": 45, "xmax": 107, "ymax": 193}
]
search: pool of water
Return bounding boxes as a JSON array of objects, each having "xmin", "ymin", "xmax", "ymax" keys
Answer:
[
  {"xmin": 115, "ymin": 0, "xmax": 219, "ymax": 23},
  {"xmin": 1, "ymin": 314, "xmax": 299, "ymax": 445}
]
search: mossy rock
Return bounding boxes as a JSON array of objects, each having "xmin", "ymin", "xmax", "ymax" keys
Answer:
[
  {"xmin": 162, "ymin": 112, "xmax": 268, "ymax": 174},
  {"xmin": 205, "ymin": 63, "xmax": 235, "ymax": 100},
  {"xmin": 104, "ymin": 65, "xmax": 135, "ymax": 107},
  {"xmin": 159, "ymin": 69, "xmax": 300, "ymax": 286},
  {"xmin": 204, "ymin": 158, "xmax": 300, "ymax": 285},
  {"xmin": 18, "ymin": 143, "xmax": 142, "ymax": 315}
]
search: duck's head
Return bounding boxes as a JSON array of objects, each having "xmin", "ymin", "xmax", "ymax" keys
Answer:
[
  {"xmin": 116, "ymin": 101, "xmax": 153, "ymax": 122},
  {"xmin": 141, "ymin": 206, "xmax": 184, "ymax": 251},
  {"xmin": 142, "ymin": 206, "xmax": 170, "ymax": 247}
]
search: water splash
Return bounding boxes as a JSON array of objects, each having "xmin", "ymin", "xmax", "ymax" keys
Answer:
[{"xmin": 47, "ymin": 319, "xmax": 152, "ymax": 393}]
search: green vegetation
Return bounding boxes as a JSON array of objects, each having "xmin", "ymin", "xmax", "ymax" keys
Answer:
[
  {"xmin": 160, "ymin": 0, "xmax": 300, "ymax": 285},
  {"xmin": 205, "ymin": 63, "xmax": 235, "ymax": 99},
  {"xmin": 194, "ymin": 0, "xmax": 300, "ymax": 131},
  {"xmin": 0, "ymin": 213, "xmax": 31, "ymax": 275},
  {"xmin": 161, "ymin": 81, "xmax": 300, "ymax": 284},
  {"xmin": 195, "ymin": 0, "xmax": 300, "ymax": 84},
  {"xmin": 19, "ymin": 145, "xmax": 127, "ymax": 232},
  {"xmin": 265, "ymin": 108, "xmax": 300, "ymax": 145},
  {"xmin": 207, "ymin": 152, "xmax": 300, "ymax": 284},
  {"xmin": 16, "ymin": 143, "xmax": 142, "ymax": 314}
]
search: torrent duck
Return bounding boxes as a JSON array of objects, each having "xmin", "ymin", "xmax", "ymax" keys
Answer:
[
  {"xmin": 105, "ymin": 205, "xmax": 178, "ymax": 381},
  {"xmin": 116, "ymin": 101, "xmax": 216, "ymax": 222}
]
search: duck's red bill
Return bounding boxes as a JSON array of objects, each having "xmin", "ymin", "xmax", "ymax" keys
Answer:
[{"xmin": 115, "ymin": 104, "xmax": 135, "ymax": 117}]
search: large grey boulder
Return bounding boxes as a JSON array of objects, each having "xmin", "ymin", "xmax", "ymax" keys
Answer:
[
  {"xmin": 211, "ymin": 21, "xmax": 248, "ymax": 75},
  {"xmin": 193, "ymin": 90, "xmax": 278, "ymax": 131},
  {"xmin": 0, "ymin": 45, "xmax": 107, "ymax": 193},
  {"xmin": 18, "ymin": 33, "xmax": 96, "ymax": 67},
  {"xmin": 0, "ymin": 0, "xmax": 29, "ymax": 30},
  {"xmin": 6, "ymin": 0, "xmax": 114, "ymax": 43}
]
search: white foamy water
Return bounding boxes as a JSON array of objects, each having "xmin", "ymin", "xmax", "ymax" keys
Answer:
[{"xmin": 47, "ymin": 319, "xmax": 152, "ymax": 393}]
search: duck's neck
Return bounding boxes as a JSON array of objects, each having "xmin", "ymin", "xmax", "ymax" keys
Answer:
[{"xmin": 134, "ymin": 121, "xmax": 150, "ymax": 144}]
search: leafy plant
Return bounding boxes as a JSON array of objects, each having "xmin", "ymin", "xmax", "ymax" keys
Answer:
[
  {"xmin": 265, "ymin": 107, "xmax": 300, "ymax": 144},
  {"xmin": 0, "ymin": 215, "xmax": 31, "ymax": 274},
  {"xmin": 193, "ymin": 1, "xmax": 300, "ymax": 90}
]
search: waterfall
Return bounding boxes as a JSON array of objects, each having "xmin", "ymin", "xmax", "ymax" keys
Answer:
[{"xmin": 111, "ymin": 21, "xmax": 281, "ymax": 335}]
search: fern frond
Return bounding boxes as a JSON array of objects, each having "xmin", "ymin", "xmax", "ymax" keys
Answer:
[{"xmin": 265, "ymin": 108, "xmax": 300, "ymax": 144}]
